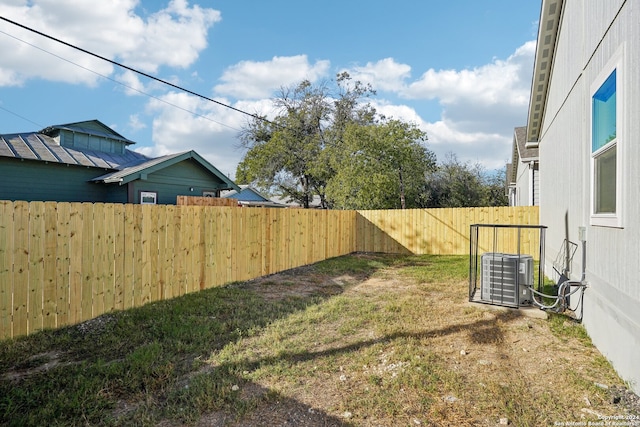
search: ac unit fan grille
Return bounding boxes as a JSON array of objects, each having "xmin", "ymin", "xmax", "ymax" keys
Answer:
[{"xmin": 481, "ymin": 253, "xmax": 533, "ymax": 307}]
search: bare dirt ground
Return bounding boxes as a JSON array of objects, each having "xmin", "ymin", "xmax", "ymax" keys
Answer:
[{"xmin": 190, "ymin": 255, "xmax": 640, "ymax": 426}]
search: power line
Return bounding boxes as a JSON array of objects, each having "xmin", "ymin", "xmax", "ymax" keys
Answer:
[
  {"xmin": 0, "ymin": 104, "xmax": 44, "ymax": 128},
  {"xmin": 0, "ymin": 15, "xmax": 273, "ymax": 127},
  {"xmin": 0, "ymin": 28, "xmax": 241, "ymax": 132}
]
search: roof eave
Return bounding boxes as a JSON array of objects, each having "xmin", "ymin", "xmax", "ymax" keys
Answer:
[
  {"xmin": 98, "ymin": 150, "xmax": 241, "ymax": 190},
  {"xmin": 526, "ymin": 0, "xmax": 564, "ymax": 144}
]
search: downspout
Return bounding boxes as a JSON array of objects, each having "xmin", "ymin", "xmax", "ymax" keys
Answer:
[{"xmin": 528, "ymin": 161, "xmax": 536, "ymax": 206}]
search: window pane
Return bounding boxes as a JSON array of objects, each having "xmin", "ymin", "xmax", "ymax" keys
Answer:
[
  {"xmin": 594, "ymin": 145, "xmax": 616, "ymax": 214},
  {"xmin": 592, "ymin": 70, "xmax": 616, "ymax": 152}
]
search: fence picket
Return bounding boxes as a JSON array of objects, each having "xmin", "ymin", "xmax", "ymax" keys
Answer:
[
  {"xmin": 81, "ymin": 203, "xmax": 94, "ymax": 322},
  {"xmin": 13, "ymin": 202, "xmax": 29, "ymax": 337},
  {"xmin": 113, "ymin": 204, "xmax": 125, "ymax": 310},
  {"xmin": 43, "ymin": 202, "xmax": 58, "ymax": 330},
  {"xmin": 93, "ymin": 203, "xmax": 106, "ymax": 317},
  {"xmin": 0, "ymin": 201, "xmax": 13, "ymax": 339}
]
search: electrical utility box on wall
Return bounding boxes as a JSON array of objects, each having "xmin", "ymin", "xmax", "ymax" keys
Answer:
[{"xmin": 480, "ymin": 253, "xmax": 533, "ymax": 307}]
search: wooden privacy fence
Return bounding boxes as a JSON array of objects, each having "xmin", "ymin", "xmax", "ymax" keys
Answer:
[
  {"xmin": 357, "ymin": 206, "xmax": 540, "ymax": 255},
  {"xmin": 0, "ymin": 202, "xmax": 538, "ymax": 339},
  {"xmin": 0, "ymin": 201, "xmax": 355, "ymax": 339}
]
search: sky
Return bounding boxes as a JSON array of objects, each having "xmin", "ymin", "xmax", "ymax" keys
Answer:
[{"xmin": 0, "ymin": 0, "xmax": 541, "ymax": 180}]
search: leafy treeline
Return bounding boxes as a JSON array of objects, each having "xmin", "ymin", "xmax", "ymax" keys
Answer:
[{"xmin": 236, "ymin": 73, "xmax": 507, "ymax": 209}]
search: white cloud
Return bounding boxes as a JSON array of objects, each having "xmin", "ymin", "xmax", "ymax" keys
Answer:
[
  {"xmin": 116, "ymin": 71, "xmax": 148, "ymax": 96},
  {"xmin": 371, "ymin": 101, "xmax": 425, "ymax": 125},
  {"xmin": 356, "ymin": 41, "xmax": 536, "ymax": 171},
  {"xmin": 128, "ymin": 114, "xmax": 147, "ymax": 132},
  {"xmin": 118, "ymin": 0, "xmax": 221, "ymax": 73},
  {"xmin": 423, "ymin": 119, "xmax": 511, "ymax": 170},
  {"xmin": 344, "ymin": 58, "xmax": 411, "ymax": 92},
  {"xmin": 139, "ymin": 92, "xmax": 276, "ymax": 179},
  {"xmin": 371, "ymin": 101, "xmax": 509, "ymax": 170},
  {"xmin": 139, "ymin": 40, "xmax": 534, "ymax": 177},
  {"xmin": 214, "ymin": 55, "xmax": 331, "ymax": 99},
  {"xmin": 0, "ymin": 0, "xmax": 220, "ymax": 87},
  {"xmin": 405, "ymin": 41, "xmax": 535, "ymax": 108}
]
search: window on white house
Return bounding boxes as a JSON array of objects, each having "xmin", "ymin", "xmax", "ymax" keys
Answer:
[{"xmin": 591, "ymin": 67, "xmax": 620, "ymax": 226}]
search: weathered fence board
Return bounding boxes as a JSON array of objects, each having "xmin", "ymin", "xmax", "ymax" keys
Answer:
[{"xmin": 0, "ymin": 203, "xmax": 536, "ymax": 339}]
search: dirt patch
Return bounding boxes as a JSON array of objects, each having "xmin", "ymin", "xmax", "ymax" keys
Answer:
[
  {"xmin": 3, "ymin": 351, "xmax": 70, "ymax": 382},
  {"xmin": 240, "ymin": 270, "xmax": 363, "ymax": 301}
]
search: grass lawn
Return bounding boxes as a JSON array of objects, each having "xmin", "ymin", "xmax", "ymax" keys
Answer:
[{"xmin": 0, "ymin": 253, "xmax": 635, "ymax": 426}]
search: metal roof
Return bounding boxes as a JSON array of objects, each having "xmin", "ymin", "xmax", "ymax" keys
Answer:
[
  {"xmin": 40, "ymin": 120, "xmax": 136, "ymax": 145},
  {"xmin": 0, "ymin": 132, "xmax": 149, "ymax": 169},
  {"xmin": 91, "ymin": 150, "xmax": 241, "ymax": 191},
  {"xmin": 1, "ymin": 122, "xmax": 239, "ymax": 192},
  {"xmin": 91, "ymin": 152, "xmax": 189, "ymax": 183}
]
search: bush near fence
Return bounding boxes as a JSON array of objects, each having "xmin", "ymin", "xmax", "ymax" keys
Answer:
[{"xmin": 0, "ymin": 202, "xmax": 538, "ymax": 339}]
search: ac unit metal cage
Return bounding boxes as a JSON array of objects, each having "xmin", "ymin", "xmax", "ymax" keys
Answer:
[{"xmin": 469, "ymin": 224, "xmax": 546, "ymax": 309}]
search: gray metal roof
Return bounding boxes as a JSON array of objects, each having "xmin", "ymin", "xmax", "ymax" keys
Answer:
[
  {"xmin": 91, "ymin": 152, "xmax": 188, "ymax": 183},
  {"xmin": 91, "ymin": 150, "xmax": 241, "ymax": 191},
  {"xmin": 0, "ymin": 132, "xmax": 149, "ymax": 169},
  {"xmin": 40, "ymin": 120, "xmax": 136, "ymax": 145}
]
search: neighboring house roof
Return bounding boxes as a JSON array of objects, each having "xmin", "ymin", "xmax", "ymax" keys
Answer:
[
  {"xmin": 526, "ymin": 0, "xmax": 564, "ymax": 145},
  {"xmin": 508, "ymin": 126, "xmax": 539, "ymax": 184},
  {"xmin": 0, "ymin": 120, "xmax": 240, "ymax": 196},
  {"xmin": 0, "ymin": 131, "xmax": 148, "ymax": 168},
  {"xmin": 91, "ymin": 150, "xmax": 239, "ymax": 191},
  {"xmin": 40, "ymin": 120, "xmax": 136, "ymax": 145},
  {"xmin": 506, "ymin": 163, "xmax": 514, "ymax": 186},
  {"xmin": 222, "ymin": 185, "xmax": 286, "ymax": 207},
  {"xmin": 222, "ymin": 185, "xmax": 270, "ymax": 201}
]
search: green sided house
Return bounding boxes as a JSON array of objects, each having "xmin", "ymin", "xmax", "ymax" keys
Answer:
[{"xmin": 0, "ymin": 120, "xmax": 239, "ymax": 204}]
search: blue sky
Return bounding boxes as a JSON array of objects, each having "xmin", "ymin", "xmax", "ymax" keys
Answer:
[{"xmin": 0, "ymin": 0, "xmax": 541, "ymax": 179}]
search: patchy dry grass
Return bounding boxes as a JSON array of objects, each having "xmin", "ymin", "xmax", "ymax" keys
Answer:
[{"xmin": 0, "ymin": 253, "xmax": 636, "ymax": 426}]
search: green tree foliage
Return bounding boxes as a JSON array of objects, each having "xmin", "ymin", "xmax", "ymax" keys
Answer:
[
  {"xmin": 327, "ymin": 120, "xmax": 436, "ymax": 209},
  {"xmin": 236, "ymin": 74, "xmax": 507, "ymax": 210},
  {"xmin": 421, "ymin": 153, "xmax": 508, "ymax": 208},
  {"xmin": 236, "ymin": 74, "xmax": 375, "ymax": 208}
]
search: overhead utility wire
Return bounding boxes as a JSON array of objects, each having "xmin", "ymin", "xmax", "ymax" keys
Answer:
[
  {"xmin": 0, "ymin": 15, "xmax": 274, "ymax": 126},
  {"xmin": 0, "ymin": 28, "xmax": 240, "ymax": 132}
]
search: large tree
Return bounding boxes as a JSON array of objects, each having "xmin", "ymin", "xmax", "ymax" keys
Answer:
[
  {"xmin": 421, "ymin": 153, "xmax": 508, "ymax": 208},
  {"xmin": 236, "ymin": 74, "xmax": 375, "ymax": 208},
  {"xmin": 326, "ymin": 120, "xmax": 436, "ymax": 209}
]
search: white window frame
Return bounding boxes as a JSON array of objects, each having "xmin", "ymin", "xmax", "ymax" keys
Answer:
[
  {"xmin": 590, "ymin": 47, "xmax": 624, "ymax": 228},
  {"xmin": 140, "ymin": 191, "xmax": 157, "ymax": 205}
]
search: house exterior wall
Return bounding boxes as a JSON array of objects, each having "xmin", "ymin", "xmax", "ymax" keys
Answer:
[
  {"xmin": 514, "ymin": 162, "xmax": 539, "ymax": 206},
  {"xmin": 127, "ymin": 160, "xmax": 232, "ymax": 204},
  {"xmin": 539, "ymin": 0, "xmax": 640, "ymax": 392},
  {"xmin": 514, "ymin": 162, "xmax": 530, "ymax": 206},
  {"xmin": 0, "ymin": 158, "xmax": 112, "ymax": 202},
  {"xmin": 532, "ymin": 164, "xmax": 539, "ymax": 206}
]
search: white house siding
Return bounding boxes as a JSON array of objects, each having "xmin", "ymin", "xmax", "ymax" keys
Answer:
[
  {"xmin": 514, "ymin": 162, "xmax": 530, "ymax": 206},
  {"xmin": 538, "ymin": 0, "xmax": 640, "ymax": 392},
  {"xmin": 532, "ymin": 165, "xmax": 539, "ymax": 206}
]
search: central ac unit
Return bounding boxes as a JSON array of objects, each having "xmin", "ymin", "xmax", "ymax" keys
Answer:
[{"xmin": 481, "ymin": 253, "xmax": 533, "ymax": 306}]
